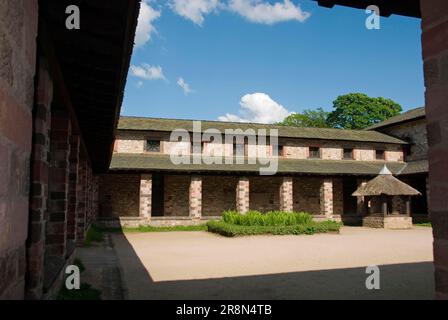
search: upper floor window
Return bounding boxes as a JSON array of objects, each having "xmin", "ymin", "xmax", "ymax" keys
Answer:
[
  {"xmin": 308, "ymin": 146, "xmax": 321, "ymax": 159},
  {"xmin": 343, "ymin": 148, "xmax": 354, "ymax": 160},
  {"xmin": 146, "ymin": 140, "xmax": 160, "ymax": 152},
  {"xmin": 375, "ymin": 149, "xmax": 385, "ymax": 160},
  {"xmin": 277, "ymin": 145, "xmax": 284, "ymax": 157}
]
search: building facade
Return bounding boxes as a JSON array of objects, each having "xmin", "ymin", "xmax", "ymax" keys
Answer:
[
  {"xmin": 0, "ymin": 0, "xmax": 140, "ymax": 299},
  {"xmin": 97, "ymin": 116, "xmax": 427, "ymax": 228}
]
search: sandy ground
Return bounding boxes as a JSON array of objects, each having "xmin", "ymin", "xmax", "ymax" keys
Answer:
[{"xmin": 112, "ymin": 227, "xmax": 435, "ymax": 300}]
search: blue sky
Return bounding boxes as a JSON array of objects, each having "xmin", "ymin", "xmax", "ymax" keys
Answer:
[{"xmin": 121, "ymin": 0, "xmax": 424, "ymax": 123}]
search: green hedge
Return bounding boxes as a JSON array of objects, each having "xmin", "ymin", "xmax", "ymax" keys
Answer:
[
  {"xmin": 222, "ymin": 210, "xmax": 313, "ymax": 226},
  {"xmin": 207, "ymin": 220, "xmax": 341, "ymax": 237}
]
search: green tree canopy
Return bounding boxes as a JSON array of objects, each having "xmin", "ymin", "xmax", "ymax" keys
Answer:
[
  {"xmin": 327, "ymin": 93, "xmax": 402, "ymax": 129},
  {"xmin": 277, "ymin": 108, "xmax": 330, "ymax": 128}
]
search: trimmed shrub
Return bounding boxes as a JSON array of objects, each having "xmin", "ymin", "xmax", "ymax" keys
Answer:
[
  {"xmin": 207, "ymin": 220, "xmax": 341, "ymax": 237},
  {"xmin": 221, "ymin": 210, "xmax": 312, "ymax": 227}
]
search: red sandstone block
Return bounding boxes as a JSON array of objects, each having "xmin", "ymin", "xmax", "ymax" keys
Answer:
[
  {"xmin": 421, "ymin": 0, "xmax": 448, "ymax": 30},
  {"xmin": 0, "ymin": 87, "xmax": 32, "ymax": 152},
  {"xmin": 434, "ymin": 240, "xmax": 448, "ymax": 267},
  {"xmin": 422, "ymin": 19, "xmax": 448, "ymax": 59},
  {"xmin": 0, "ymin": 142, "xmax": 10, "ymax": 196}
]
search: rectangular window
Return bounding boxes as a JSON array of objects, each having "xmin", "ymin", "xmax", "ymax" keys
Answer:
[
  {"xmin": 376, "ymin": 149, "xmax": 385, "ymax": 160},
  {"xmin": 146, "ymin": 140, "xmax": 160, "ymax": 152},
  {"xmin": 308, "ymin": 146, "xmax": 320, "ymax": 159},
  {"xmin": 277, "ymin": 145, "xmax": 284, "ymax": 157},
  {"xmin": 343, "ymin": 148, "xmax": 354, "ymax": 160}
]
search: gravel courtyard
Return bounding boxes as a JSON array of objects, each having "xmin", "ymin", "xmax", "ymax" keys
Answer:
[{"xmin": 112, "ymin": 227, "xmax": 434, "ymax": 300}]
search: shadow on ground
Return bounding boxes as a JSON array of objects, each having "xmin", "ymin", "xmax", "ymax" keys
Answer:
[{"xmin": 109, "ymin": 230, "xmax": 434, "ymax": 300}]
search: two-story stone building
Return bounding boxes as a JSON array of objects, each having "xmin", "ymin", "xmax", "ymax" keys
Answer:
[{"xmin": 97, "ymin": 114, "xmax": 428, "ymax": 228}]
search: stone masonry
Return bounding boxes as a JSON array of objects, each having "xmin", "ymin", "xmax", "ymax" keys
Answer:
[
  {"xmin": 279, "ymin": 177, "xmax": 293, "ymax": 212},
  {"xmin": 139, "ymin": 174, "xmax": 152, "ymax": 220},
  {"xmin": 189, "ymin": 176, "xmax": 202, "ymax": 219},
  {"xmin": 0, "ymin": 0, "xmax": 38, "ymax": 300},
  {"xmin": 236, "ymin": 177, "xmax": 250, "ymax": 214},
  {"xmin": 320, "ymin": 179, "xmax": 333, "ymax": 218},
  {"xmin": 421, "ymin": 0, "xmax": 448, "ymax": 300}
]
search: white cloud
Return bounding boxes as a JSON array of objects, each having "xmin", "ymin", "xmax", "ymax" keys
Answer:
[
  {"xmin": 130, "ymin": 64, "xmax": 166, "ymax": 81},
  {"xmin": 135, "ymin": 1, "xmax": 161, "ymax": 48},
  {"xmin": 218, "ymin": 92, "xmax": 291, "ymax": 123},
  {"xmin": 177, "ymin": 77, "xmax": 194, "ymax": 95},
  {"xmin": 170, "ymin": 0, "xmax": 220, "ymax": 26},
  {"xmin": 228, "ymin": 0, "xmax": 310, "ymax": 25}
]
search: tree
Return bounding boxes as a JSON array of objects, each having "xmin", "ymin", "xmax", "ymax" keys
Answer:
[
  {"xmin": 278, "ymin": 108, "xmax": 330, "ymax": 128},
  {"xmin": 326, "ymin": 93, "xmax": 402, "ymax": 129}
]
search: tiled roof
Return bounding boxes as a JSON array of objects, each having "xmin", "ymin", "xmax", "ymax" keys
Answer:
[
  {"xmin": 110, "ymin": 153, "xmax": 408, "ymax": 176},
  {"xmin": 118, "ymin": 116, "xmax": 407, "ymax": 145},
  {"xmin": 367, "ymin": 107, "xmax": 426, "ymax": 130},
  {"xmin": 398, "ymin": 160, "xmax": 428, "ymax": 175}
]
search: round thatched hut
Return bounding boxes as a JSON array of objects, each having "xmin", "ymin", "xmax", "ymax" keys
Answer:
[{"xmin": 352, "ymin": 165, "xmax": 421, "ymax": 229}]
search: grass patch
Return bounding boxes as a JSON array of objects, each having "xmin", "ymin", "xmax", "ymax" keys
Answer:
[
  {"xmin": 95, "ymin": 224, "xmax": 208, "ymax": 233},
  {"xmin": 207, "ymin": 211, "xmax": 341, "ymax": 237},
  {"xmin": 84, "ymin": 225, "xmax": 104, "ymax": 246},
  {"xmin": 414, "ymin": 222, "xmax": 432, "ymax": 227},
  {"xmin": 57, "ymin": 283, "xmax": 101, "ymax": 300}
]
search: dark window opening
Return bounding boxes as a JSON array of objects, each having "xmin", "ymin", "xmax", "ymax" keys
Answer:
[
  {"xmin": 309, "ymin": 146, "xmax": 320, "ymax": 159},
  {"xmin": 343, "ymin": 148, "xmax": 354, "ymax": 159},
  {"xmin": 146, "ymin": 140, "xmax": 160, "ymax": 152},
  {"xmin": 278, "ymin": 145, "xmax": 284, "ymax": 157},
  {"xmin": 376, "ymin": 149, "xmax": 385, "ymax": 160}
]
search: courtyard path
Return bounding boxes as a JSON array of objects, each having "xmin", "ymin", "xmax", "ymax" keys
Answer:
[{"xmin": 112, "ymin": 227, "xmax": 434, "ymax": 299}]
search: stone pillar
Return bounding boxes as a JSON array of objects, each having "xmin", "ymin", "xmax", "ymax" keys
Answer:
[
  {"xmin": 46, "ymin": 108, "xmax": 71, "ymax": 258},
  {"xmin": 279, "ymin": 177, "xmax": 293, "ymax": 212},
  {"xmin": 76, "ymin": 158, "xmax": 87, "ymax": 244},
  {"xmin": 26, "ymin": 59, "xmax": 53, "ymax": 299},
  {"xmin": 320, "ymin": 179, "xmax": 333, "ymax": 218},
  {"xmin": 189, "ymin": 176, "xmax": 202, "ymax": 219},
  {"xmin": 356, "ymin": 179, "xmax": 367, "ymax": 215},
  {"xmin": 140, "ymin": 174, "xmax": 152, "ymax": 220},
  {"xmin": 421, "ymin": 0, "xmax": 448, "ymax": 300},
  {"xmin": 236, "ymin": 177, "xmax": 250, "ymax": 214},
  {"xmin": 67, "ymin": 135, "xmax": 80, "ymax": 243}
]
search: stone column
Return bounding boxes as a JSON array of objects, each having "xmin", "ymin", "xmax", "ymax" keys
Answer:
[
  {"xmin": 356, "ymin": 179, "xmax": 367, "ymax": 215},
  {"xmin": 140, "ymin": 174, "xmax": 152, "ymax": 220},
  {"xmin": 236, "ymin": 177, "xmax": 250, "ymax": 214},
  {"xmin": 189, "ymin": 176, "xmax": 202, "ymax": 219},
  {"xmin": 320, "ymin": 179, "xmax": 333, "ymax": 218},
  {"xmin": 67, "ymin": 135, "xmax": 80, "ymax": 242},
  {"xmin": 47, "ymin": 108, "xmax": 71, "ymax": 258},
  {"xmin": 421, "ymin": 0, "xmax": 448, "ymax": 300},
  {"xmin": 279, "ymin": 177, "xmax": 293, "ymax": 212},
  {"xmin": 76, "ymin": 158, "xmax": 87, "ymax": 244}
]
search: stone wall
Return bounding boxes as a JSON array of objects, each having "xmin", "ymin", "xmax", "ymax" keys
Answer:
[
  {"xmin": 115, "ymin": 133, "xmax": 404, "ymax": 162},
  {"xmin": 380, "ymin": 119, "xmax": 428, "ymax": 162},
  {"xmin": 293, "ymin": 177, "xmax": 321, "ymax": 215},
  {"xmin": 421, "ymin": 0, "xmax": 448, "ymax": 300},
  {"xmin": 0, "ymin": 0, "xmax": 38, "ymax": 300},
  {"xmin": 164, "ymin": 175, "xmax": 190, "ymax": 216},
  {"xmin": 98, "ymin": 174, "xmax": 140, "ymax": 217},
  {"xmin": 249, "ymin": 177, "xmax": 282, "ymax": 212},
  {"xmin": 202, "ymin": 176, "xmax": 237, "ymax": 216}
]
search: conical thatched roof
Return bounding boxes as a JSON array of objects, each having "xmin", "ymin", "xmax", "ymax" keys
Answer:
[{"xmin": 352, "ymin": 165, "xmax": 421, "ymax": 197}]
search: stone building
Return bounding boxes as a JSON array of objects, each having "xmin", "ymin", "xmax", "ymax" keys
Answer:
[
  {"xmin": 0, "ymin": 0, "xmax": 140, "ymax": 299},
  {"xmin": 1, "ymin": 0, "xmax": 448, "ymax": 301},
  {"xmin": 367, "ymin": 107, "xmax": 428, "ymax": 221},
  {"xmin": 97, "ymin": 116, "xmax": 428, "ymax": 228}
]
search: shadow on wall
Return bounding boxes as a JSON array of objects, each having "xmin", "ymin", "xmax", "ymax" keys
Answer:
[{"xmin": 110, "ymin": 230, "xmax": 434, "ymax": 300}]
